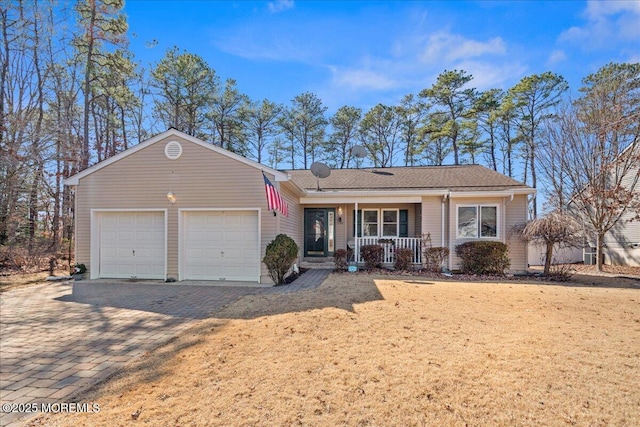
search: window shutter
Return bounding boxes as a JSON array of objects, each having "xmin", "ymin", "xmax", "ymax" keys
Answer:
[
  {"xmin": 353, "ymin": 210, "xmax": 362, "ymax": 237},
  {"xmin": 399, "ymin": 209, "xmax": 408, "ymax": 237}
]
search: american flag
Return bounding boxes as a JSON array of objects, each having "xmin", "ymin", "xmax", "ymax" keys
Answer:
[{"xmin": 263, "ymin": 173, "xmax": 288, "ymax": 217}]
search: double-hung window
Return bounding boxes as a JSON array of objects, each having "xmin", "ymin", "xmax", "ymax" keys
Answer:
[
  {"xmin": 457, "ymin": 205, "xmax": 498, "ymax": 238},
  {"xmin": 355, "ymin": 209, "xmax": 408, "ymax": 238},
  {"xmin": 362, "ymin": 210, "xmax": 378, "ymax": 237},
  {"xmin": 382, "ymin": 210, "xmax": 398, "ymax": 237}
]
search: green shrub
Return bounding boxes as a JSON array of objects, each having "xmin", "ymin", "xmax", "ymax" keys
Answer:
[
  {"xmin": 455, "ymin": 241, "xmax": 510, "ymax": 275},
  {"xmin": 360, "ymin": 244, "xmax": 383, "ymax": 270},
  {"xmin": 423, "ymin": 247, "xmax": 450, "ymax": 272},
  {"xmin": 334, "ymin": 249, "xmax": 348, "ymax": 271},
  {"xmin": 263, "ymin": 234, "xmax": 299, "ymax": 285},
  {"xmin": 394, "ymin": 248, "xmax": 414, "ymax": 271}
]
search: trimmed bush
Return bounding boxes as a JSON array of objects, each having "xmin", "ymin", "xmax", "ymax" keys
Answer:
[
  {"xmin": 455, "ymin": 241, "xmax": 510, "ymax": 275},
  {"xmin": 360, "ymin": 244, "xmax": 383, "ymax": 270},
  {"xmin": 423, "ymin": 247, "xmax": 450, "ymax": 272},
  {"xmin": 263, "ymin": 234, "xmax": 299, "ymax": 285},
  {"xmin": 394, "ymin": 248, "xmax": 414, "ymax": 271},
  {"xmin": 334, "ymin": 249, "xmax": 348, "ymax": 271}
]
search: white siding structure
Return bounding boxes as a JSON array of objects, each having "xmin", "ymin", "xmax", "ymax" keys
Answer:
[{"xmin": 603, "ymin": 162, "xmax": 640, "ymax": 266}]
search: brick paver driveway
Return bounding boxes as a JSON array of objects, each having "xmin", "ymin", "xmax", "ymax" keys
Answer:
[{"xmin": 0, "ymin": 271, "xmax": 329, "ymax": 426}]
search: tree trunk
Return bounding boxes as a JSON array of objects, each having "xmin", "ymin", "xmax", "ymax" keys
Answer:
[
  {"xmin": 51, "ymin": 137, "xmax": 61, "ymax": 251},
  {"xmin": 82, "ymin": 0, "xmax": 97, "ymax": 170},
  {"xmin": 543, "ymin": 241, "xmax": 553, "ymax": 275},
  {"xmin": 596, "ymin": 233, "xmax": 605, "ymax": 272},
  {"xmin": 529, "ymin": 141, "xmax": 537, "ymax": 218},
  {"xmin": 28, "ymin": 164, "xmax": 43, "ymax": 255}
]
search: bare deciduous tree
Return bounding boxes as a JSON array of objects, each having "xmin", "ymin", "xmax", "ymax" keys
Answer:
[
  {"xmin": 539, "ymin": 63, "xmax": 640, "ymax": 271},
  {"xmin": 519, "ymin": 212, "xmax": 582, "ymax": 275}
]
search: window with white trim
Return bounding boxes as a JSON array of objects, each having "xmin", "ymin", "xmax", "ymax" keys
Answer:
[
  {"xmin": 354, "ymin": 209, "xmax": 408, "ymax": 238},
  {"xmin": 382, "ymin": 209, "xmax": 398, "ymax": 237},
  {"xmin": 457, "ymin": 205, "xmax": 498, "ymax": 238},
  {"xmin": 362, "ymin": 209, "xmax": 378, "ymax": 237}
]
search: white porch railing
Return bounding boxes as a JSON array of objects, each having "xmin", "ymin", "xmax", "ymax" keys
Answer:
[{"xmin": 355, "ymin": 237, "xmax": 422, "ymax": 265}]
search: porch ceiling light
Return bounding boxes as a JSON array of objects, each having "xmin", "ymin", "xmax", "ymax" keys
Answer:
[{"xmin": 167, "ymin": 192, "xmax": 176, "ymax": 204}]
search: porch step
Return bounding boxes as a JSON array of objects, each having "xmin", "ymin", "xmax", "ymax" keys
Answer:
[{"xmin": 300, "ymin": 257, "xmax": 336, "ymax": 269}]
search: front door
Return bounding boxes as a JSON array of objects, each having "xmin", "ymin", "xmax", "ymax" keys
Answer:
[{"xmin": 304, "ymin": 208, "xmax": 335, "ymax": 257}]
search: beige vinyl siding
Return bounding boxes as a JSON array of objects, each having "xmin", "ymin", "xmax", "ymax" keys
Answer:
[
  {"xmin": 505, "ymin": 195, "xmax": 528, "ymax": 272},
  {"xmin": 420, "ymin": 197, "xmax": 445, "ymax": 248},
  {"xmin": 75, "ymin": 135, "xmax": 278, "ymax": 282},
  {"xmin": 279, "ymin": 183, "xmax": 304, "ymax": 263},
  {"xmin": 449, "ymin": 196, "xmax": 527, "ymax": 273},
  {"xmin": 334, "ymin": 204, "xmax": 348, "ymax": 251}
]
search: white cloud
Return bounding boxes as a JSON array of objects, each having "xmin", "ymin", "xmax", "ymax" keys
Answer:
[
  {"xmin": 328, "ymin": 66, "xmax": 398, "ymax": 91},
  {"xmin": 420, "ymin": 32, "xmax": 506, "ymax": 64},
  {"xmin": 559, "ymin": 0, "xmax": 640, "ymax": 47},
  {"xmin": 547, "ymin": 49, "xmax": 567, "ymax": 65},
  {"xmin": 268, "ymin": 0, "xmax": 294, "ymax": 13},
  {"xmin": 454, "ymin": 60, "xmax": 528, "ymax": 91},
  {"xmin": 316, "ymin": 27, "xmax": 529, "ymax": 111},
  {"xmin": 585, "ymin": 0, "xmax": 640, "ymax": 21}
]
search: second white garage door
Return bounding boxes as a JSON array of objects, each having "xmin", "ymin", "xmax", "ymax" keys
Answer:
[{"xmin": 182, "ymin": 210, "xmax": 260, "ymax": 282}]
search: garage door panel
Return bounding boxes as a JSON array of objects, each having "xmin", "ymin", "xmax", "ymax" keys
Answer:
[
  {"xmin": 99, "ymin": 212, "xmax": 165, "ymax": 279},
  {"xmin": 185, "ymin": 231, "xmax": 203, "ymax": 243},
  {"xmin": 224, "ymin": 215, "xmax": 243, "ymax": 226},
  {"xmin": 116, "ymin": 231, "xmax": 134, "ymax": 244},
  {"xmin": 207, "ymin": 215, "xmax": 223, "ymax": 225},
  {"xmin": 182, "ymin": 211, "xmax": 259, "ymax": 282},
  {"xmin": 101, "ymin": 230, "xmax": 117, "ymax": 242},
  {"xmin": 206, "ymin": 231, "xmax": 223, "ymax": 241},
  {"xmin": 223, "ymin": 249, "xmax": 244, "ymax": 260}
]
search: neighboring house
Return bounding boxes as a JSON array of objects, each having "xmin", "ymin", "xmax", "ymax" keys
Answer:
[
  {"xmin": 65, "ymin": 129, "xmax": 535, "ymax": 284},
  {"xmin": 527, "ymin": 242, "xmax": 583, "ymax": 266},
  {"xmin": 601, "ymin": 158, "xmax": 640, "ymax": 267},
  {"xmin": 569, "ymin": 144, "xmax": 640, "ymax": 267}
]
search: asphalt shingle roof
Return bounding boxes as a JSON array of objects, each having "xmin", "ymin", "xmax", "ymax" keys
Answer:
[{"xmin": 287, "ymin": 164, "xmax": 531, "ymax": 192}]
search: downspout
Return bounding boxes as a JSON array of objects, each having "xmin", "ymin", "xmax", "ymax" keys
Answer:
[
  {"xmin": 355, "ymin": 201, "xmax": 359, "ymax": 263},
  {"xmin": 446, "ymin": 191, "xmax": 453, "ymax": 271},
  {"xmin": 441, "ymin": 192, "xmax": 449, "ymax": 247},
  {"xmin": 502, "ymin": 196, "xmax": 507, "ymax": 244}
]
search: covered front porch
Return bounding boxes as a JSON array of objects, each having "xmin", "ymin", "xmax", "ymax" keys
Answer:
[
  {"xmin": 352, "ymin": 236, "xmax": 423, "ymax": 265},
  {"xmin": 300, "ymin": 193, "xmax": 443, "ymax": 267}
]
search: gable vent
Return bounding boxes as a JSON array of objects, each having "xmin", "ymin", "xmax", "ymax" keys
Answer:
[{"xmin": 164, "ymin": 140, "xmax": 183, "ymax": 160}]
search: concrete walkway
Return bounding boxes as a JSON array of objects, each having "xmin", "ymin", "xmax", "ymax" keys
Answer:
[{"xmin": 0, "ymin": 269, "xmax": 331, "ymax": 426}]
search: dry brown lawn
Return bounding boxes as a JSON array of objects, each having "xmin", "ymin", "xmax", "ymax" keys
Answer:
[
  {"xmin": 0, "ymin": 270, "xmax": 69, "ymax": 293},
  {"xmin": 30, "ymin": 273, "xmax": 640, "ymax": 427}
]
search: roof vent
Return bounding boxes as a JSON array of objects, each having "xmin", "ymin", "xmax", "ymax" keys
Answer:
[
  {"xmin": 164, "ymin": 140, "xmax": 182, "ymax": 160},
  {"xmin": 372, "ymin": 169, "xmax": 393, "ymax": 176}
]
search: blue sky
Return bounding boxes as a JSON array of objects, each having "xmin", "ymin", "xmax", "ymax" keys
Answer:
[{"xmin": 124, "ymin": 0, "xmax": 640, "ymax": 113}]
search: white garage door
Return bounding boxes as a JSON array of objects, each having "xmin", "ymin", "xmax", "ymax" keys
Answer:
[
  {"xmin": 99, "ymin": 212, "xmax": 166, "ymax": 279},
  {"xmin": 182, "ymin": 211, "xmax": 259, "ymax": 281}
]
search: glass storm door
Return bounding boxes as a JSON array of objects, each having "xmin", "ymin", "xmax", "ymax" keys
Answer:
[{"xmin": 304, "ymin": 208, "xmax": 335, "ymax": 257}]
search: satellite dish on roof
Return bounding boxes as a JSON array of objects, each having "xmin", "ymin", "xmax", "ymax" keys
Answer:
[
  {"xmin": 350, "ymin": 145, "xmax": 367, "ymax": 168},
  {"xmin": 310, "ymin": 162, "xmax": 331, "ymax": 178},
  {"xmin": 350, "ymin": 145, "xmax": 367, "ymax": 159},
  {"xmin": 310, "ymin": 162, "xmax": 331, "ymax": 191}
]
